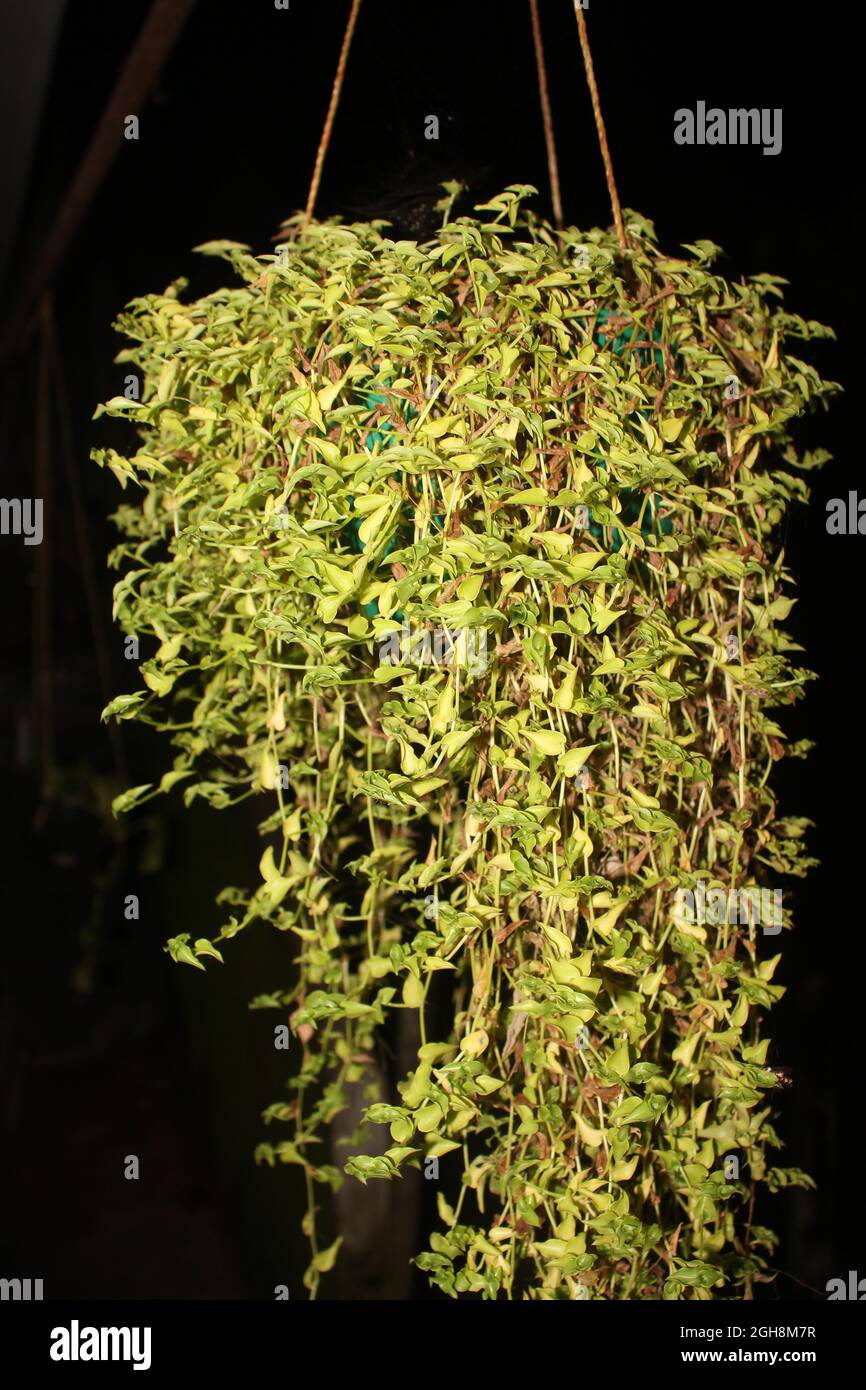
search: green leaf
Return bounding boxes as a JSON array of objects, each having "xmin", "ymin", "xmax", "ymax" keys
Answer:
[
  {"xmin": 524, "ymin": 728, "xmax": 566, "ymax": 758},
  {"xmin": 111, "ymin": 784, "xmax": 154, "ymax": 816}
]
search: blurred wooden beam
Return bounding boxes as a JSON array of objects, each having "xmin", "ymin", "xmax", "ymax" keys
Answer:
[{"xmin": 1, "ymin": 0, "xmax": 197, "ymax": 360}]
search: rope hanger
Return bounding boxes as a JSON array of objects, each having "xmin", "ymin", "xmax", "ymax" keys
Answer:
[
  {"xmin": 302, "ymin": 0, "xmax": 363, "ymax": 230},
  {"xmin": 303, "ymin": 0, "xmax": 626, "ymax": 249},
  {"xmin": 570, "ymin": 1, "xmax": 627, "ymax": 249},
  {"xmin": 529, "ymin": 0, "xmax": 563, "ymax": 230}
]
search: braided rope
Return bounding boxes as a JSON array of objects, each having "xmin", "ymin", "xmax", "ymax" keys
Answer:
[
  {"xmin": 303, "ymin": 0, "xmax": 363, "ymax": 230},
  {"xmin": 529, "ymin": 0, "xmax": 563, "ymax": 229},
  {"xmin": 573, "ymin": 1, "xmax": 627, "ymax": 249}
]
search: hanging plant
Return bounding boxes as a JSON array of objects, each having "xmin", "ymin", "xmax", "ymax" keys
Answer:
[{"xmin": 94, "ymin": 181, "xmax": 836, "ymax": 1299}]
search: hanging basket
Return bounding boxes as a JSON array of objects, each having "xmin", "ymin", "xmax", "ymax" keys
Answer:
[{"xmin": 95, "ymin": 181, "xmax": 836, "ymax": 1298}]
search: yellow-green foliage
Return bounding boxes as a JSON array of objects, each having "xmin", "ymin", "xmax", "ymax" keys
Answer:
[{"xmin": 95, "ymin": 186, "xmax": 835, "ymax": 1298}]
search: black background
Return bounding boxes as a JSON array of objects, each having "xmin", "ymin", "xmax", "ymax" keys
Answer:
[{"xmin": 0, "ymin": 0, "xmax": 861, "ymax": 1302}]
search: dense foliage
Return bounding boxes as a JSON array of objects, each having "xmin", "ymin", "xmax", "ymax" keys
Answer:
[{"xmin": 95, "ymin": 185, "xmax": 835, "ymax": 1298}]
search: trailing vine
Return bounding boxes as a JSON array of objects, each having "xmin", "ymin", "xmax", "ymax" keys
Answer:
[{"xmin": 95, "ymin": 186, "xmax": 836, "ymax": 1299}]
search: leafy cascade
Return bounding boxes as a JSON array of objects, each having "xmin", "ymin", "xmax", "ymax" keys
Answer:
[{"xmin": 95, "ymin": 186, "xmax": 836, "ymax": 1299}]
